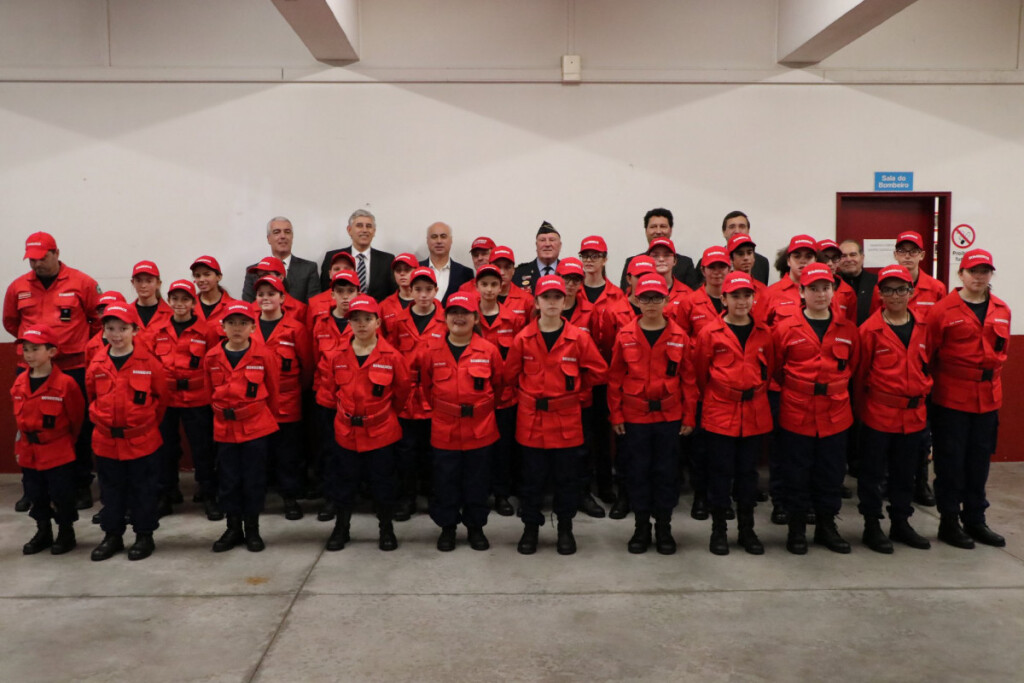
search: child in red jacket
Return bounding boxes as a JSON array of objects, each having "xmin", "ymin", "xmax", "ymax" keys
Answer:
[
  {"xmin": 12, "ymin": 325, "xmax": 86, "ymax": 555},
  {"xmin": 321, "ymin": 295, "xmax": 411, "ymax": 552},
  {"xmin": 418, "ymin": 292, "xmax": 505, "ymax": 551},
  {"xmin": 86, "ymin": 303, "xmax": 167, "ymax": 562},
  {"xmin": 206, "ymin": 303, "xmax": 281, "ymax": 553}
]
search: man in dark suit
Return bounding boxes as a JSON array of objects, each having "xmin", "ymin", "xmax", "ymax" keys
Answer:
[
  {"xmin": 721, "ymin": 211, "xmax": 770, "ymax": 285},
  {"xmin": 319, "ymin": 209, "xmax": 396, "ymax": 302},
  {"xmin": 419, "ymin": 221, "xmax": 474, "ymax": 304},
  {"xmin": 838, "ymin": 238, "xmax": 878, "ymax": 325},
  {"xmin": 513, "ymin": 221, "xmax": 562, "ymax": 292},
  {"xmin": 241, "ymin": 216, "xmax": 321, "ymax": 303},
  {"xmin": 618, "ymin": 208, "xmax": 701, "ymax": 291}
]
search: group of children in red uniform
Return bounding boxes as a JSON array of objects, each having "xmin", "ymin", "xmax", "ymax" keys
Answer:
[{"xmin": 10, "ymin": 227, "xmax": 1010, "ymax": 560}]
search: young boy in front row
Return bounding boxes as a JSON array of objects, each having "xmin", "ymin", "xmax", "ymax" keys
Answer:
[
  {"xmin": 86, "ymin": 303, "xmax": 167, "ymax": 562},
  {"xmin": 12, "ymin": 325, "xmax": 86, "ymax": 555},
  {"xmin": 206, "ymin": 303, "xmax": 281, "ymax": 553}
]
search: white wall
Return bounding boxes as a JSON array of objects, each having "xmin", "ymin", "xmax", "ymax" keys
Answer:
[{"xmin": 2, "ymin": 0, "xmax": 1024, "ymax": 338}]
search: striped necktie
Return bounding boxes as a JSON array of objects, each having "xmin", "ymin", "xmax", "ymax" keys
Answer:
[{"xmin": 356, "ymin": 253, "xmax": 368, "ymax": 293}]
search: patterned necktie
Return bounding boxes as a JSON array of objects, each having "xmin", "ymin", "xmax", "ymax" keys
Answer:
[
  {"xmin": 356, "ymin": 253, "xmax": 368, "ymax": 293},
  {"xmin": 543, "ymin": 265, "xmax": 552, "ymax": 276}
]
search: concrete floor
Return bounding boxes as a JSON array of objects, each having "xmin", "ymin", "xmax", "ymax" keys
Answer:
[{"xmin": 2, "ymin": 467, "xmax": 1024, "ymax": 683}]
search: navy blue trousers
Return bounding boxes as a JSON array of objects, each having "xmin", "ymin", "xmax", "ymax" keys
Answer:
[
  {"xmin": 217, "ymin": 436, "xmax": 270, "ymax": 517},
  {"xmin": 430, "ymin": 446, "xmax": 491, "ymax": 528},
  {"xmin": 778, "ymin": 429, "xmax": 847, "ymax": 516},
  {"xmin": 397, "ymin": 418, "xmax": 432, "ymax": 500},
  {"xmin": 97, "ymin": 451, "xmax": 160, "ymax": 534},
  {"xmin": 932, "ymin": 405, "xmax": 998, "ymax": 525},
  {"xmin": 270, "ymin": 421, "xmax": 304, "ymax": 499},
  {"xmin": 623, "ymin": 421, "xmax": 681, "ymax": 515},
  {"xmin": 328, "ymin": 442, "xmax": 397, "ymax": 510},
  {"xmin": 856, "ymin": 426, "xmax": 923, "ymax": 521},
  {"xmin": 520, "ymin": 447, "xmax": 579, "ymax": 525},
  {"xmin": 23, "ymin": 461, "xmax": 78, "ymax": 525},
  {"xmin": 158, "ymin": 405, "xmax": 216, "ymax": 498},
  {"xmin": 491, "ymin": 406, "xmax": 517, "ymax": 498},
  {"xmin": 705, "ymin": 431, "xmax": 762, "ymax": 511}
]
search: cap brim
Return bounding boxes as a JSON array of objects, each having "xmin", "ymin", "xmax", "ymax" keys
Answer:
[{"xmin": 24, "ymin": 248, "xmax": 49, "ymax": 260}]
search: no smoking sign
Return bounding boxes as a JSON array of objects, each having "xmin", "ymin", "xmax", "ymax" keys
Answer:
[{"xmin": 952, "ymin": 224, "xmax": 975, "ymax": 248}]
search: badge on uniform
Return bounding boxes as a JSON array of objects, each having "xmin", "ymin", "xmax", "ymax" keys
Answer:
[
  {"xmin": 282, "ymin": 358, "xmax": 292, "ymax": 372},
  {"xmin": 60, "ymin": 308, "xmax": 72, "ymax": 322},
  {"xmin": 133, "ymin": 390, "xmax": 147, "ymax": 405},
  {"xmin": 246, "ymin": 382, "xmax": 258, "ymax": 398}
]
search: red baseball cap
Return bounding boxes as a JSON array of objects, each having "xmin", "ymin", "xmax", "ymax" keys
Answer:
[
  {"xmin": 816, "ymin": 239, "xmax": 840, "ymax": 253},
  {"xmin": 896, "ymin": 231, "xmax": 924, "ymax": 250},
  {"xmin": 627, "ymin": 256, "xmax": 657, "ymax": 277},
  {"xmin": 331, "ymin": 270, "xmax": 360, "ymax": 289},
  {"xmin": 535, "ymin": 275, "xmax": 566, "ymax": 296},
  {"xmin": 489, "ymin": 246, "xmax": 515, "ymax": 264},
  {"xmin": 961, "ymin": 249, "xmax": 995, "ymax": 270},
  {"xmin": 646, "ymin": 238, "xmax": 676, "ymax": 255},
  {"xmin": 634, "ymin": 275, "xmax": 669, "ymax": 298},
  {"xmin": 254, "ymin": 275, "xmax": 285, "ymax": 294},
  {"xmin": 97, "ymin": 291, "xmax": 127, "ymax": 307},
  {"xmin": 248, "ymin": 256, "xmax": 285, "ymax": 275},
  {"xmin": 445, "ymin": 292, "xmax": 478, "ymax": 312},
  {"xmin": 167, "ymin": 280, "xmax": 197, "ymax": 298},
  {"xmin": 727, "ymin": 233, "xmax": 757, "ymax": 255},
  {"xmin": 346, "ymin": 294, "xmax": 380, "ymax": 318},
  {"xmin": 579, "ymin": 236, "xmax": 608, "ymax": 253},
  {"xmin": 391, "ymin": 253, "xmax": 419, "ymax": 270},
  {"xmin": 24, "ymin": 232, "xmax": 57, "ymax": 260},
  {"xmin": 702, "ymin": 246, "xmax": 730, "ymax": 268},
  {"xmin": 556, "ymin": 258, "xmax": 585, "ymax": 278},
  {"xmin": 877, "ymin": 264, "xmax": 913, "ymax": 285},
  {"xmin": 331, "ymin": 251, "xmax": 357, "ymax": 268},
  {"xmin": 799, "ymin": 263, "xmax": 835, "ymax": 287},
  {"xmin": 470, "ymin": 237, "xmax": 496, "ymax": 252},
  {"xmin": 222, "ymin": 302, "xmax": 258, "ymax": 323},
  {"xmin": 132, "ymin": 260, "xmax": 160, "ymax": 278},
  {"xmin": 722, "ymin": 272, "xmax": 756, "ymax": 294},
  {"xmin": 17, "ymin": 324, "xmax": 58, "ymax": 347},
  {"xmin": 410, "ymin": 267, "xmax": 437, "ymax": 286},
  {"xmin": 475, "ymin": 264, "xmax": 502, "ymax": 280},
  {"xmin": 101, "ymin": 303, "xmax": 139, "ymax": 326},
  {"xmin": 786, "ymin": 235, "xmax": 817, "ymax": 255},
  {"xmin": 190, "ymin": 255, "xmax": 222, "ymax": 274}
]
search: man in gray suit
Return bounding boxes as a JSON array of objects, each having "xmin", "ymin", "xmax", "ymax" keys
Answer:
[{"xmin": 241, "ymin": 216, "xmax": 321, "ymax": 303}]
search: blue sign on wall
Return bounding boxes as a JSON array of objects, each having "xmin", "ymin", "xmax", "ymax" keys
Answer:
[{"xmin": 874, "ymin": 172, "xmax": 914, "ymax": 191}]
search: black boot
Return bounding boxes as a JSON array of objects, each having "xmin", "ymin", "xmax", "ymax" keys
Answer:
[
  {"xmin": 628, "ymin": 513, "xmax": 652, "ymax": 554},
  {"xmin": 244, "ymin": 515, "xmax": 265, "ymax": 552},
  {"xmin": 862, "ymin": 517, "xmax": 893, "ymax": 554},
  {"xmin": 204, "ymin": 498, "xmax": 225, "ymax": 522},
  {"xmin": 436, "ymin": 525, "xmax": 457, "ymax": 552},
  {"xmin": 737, "ymin": 508, "xmax": 764, "ymax": 555},
  {"xmin": 579, "ymin": 492, "xmax": 606, "ymax": 518},
  {"xmin": 493, "ymin": 496, "xmax": 515, "ymax": 517},
  {"xmin": 91, "ymin": 533, "xmax": 124, "ymax": 561},
  {"xmin": 964, "ymin": 522, "xmax": 1006, "ymax": 547},
  {"xmin": 556, "ymin": 518, "xmax": 576, "ymax": 555},
  {"xmin": 393, "ymin": 498, "xmax": 415, "ymax": 522},
  {"xmin": 813, "ymin": 513, "xmax": 851, "ymax": 554},
  {"xmin": 709, "ymin": 509, "xmax": 729, "ymax": 556},
  {"xmin": 23, "ymin": 519, "xmax": 53, "ymax": 555},
  {"xmin": 913, "ymin": 456, "xmax": 936, "ymax": 507},
  {"xmin": 128, "ymin": 532, "xmax": 155, "ymax": 561},
  {"xmin": 325, "ymin": 508, "xmax": 352, "ymax": 551},
  {"xmin": 653, "ymin": 511, "xmax": 677, "ymax": 555},
  {"xmin": 889, "ymin": 518, "xmax": 930, "ymax": 549},
  {"xmin": 14, "ymin": 492, "xmax": 31, "ymax": 513},
  {"xmin": 317, "ymin": 500, "xmax": 337, "ymax": 522},
  {"xmin": 282, "ymin": 497, "xmax": 304, "ymax": 521},
  {"xmin": 467, "ymin": 526, "xmax": 490, "ymax": 551},
  {"xmin": 517, "ymin": 523, "xmax": 539, "ymax": 554},
  {"xmin": 771, "ymin": 504, "xmax": 790, "ymax": 525},
  {"xmin": 938, "ymin": 515, "xmax": 975, "ymax": 549},
  {"xmin": 378, "ymin": 510, "xmax": 398, "ymax": 551},
  {"xmin": 608, "ymin": 488, "xmax": 630, "ymax": 520},
  {"xmin": 690, "ymin": 493, "xmax": 709, "ymax": 521},
  {"xmin": 786, "ymin": 519, "xmax": 808, "ymax": 555},
  {"xmin": 51, "ymin": 524, "xmax": 77, "ymax": 555},
  {"xmin": 213, "ymin": 516, "xmax": 244, "ymax": 552}
]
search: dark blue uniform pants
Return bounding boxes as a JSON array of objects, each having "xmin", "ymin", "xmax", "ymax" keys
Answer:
[
  {"xmin": 430, "ymin": 446, "xmax": 491, "ymax": 528},
  {"xmin": 270, "ymin": 421, "xmax": 303, "ymax": 499},
  {"xmin": 96, "ymin": 452, "xmax": 160, "ymax": 535},
  {"xmin": 856, "ymin": 426, "xmax": 923, "ymax": 521},
  {"xmin": 315, "ymin": 405, "xmax": 336, "ymax": 495},
  {"xmin": 491, "ymin": 406, "xmax": 517, "ymax": 498},
  {"xmin": 520, "ymin": 446, "xmax": 579, "ymax": 525},
  {"xmin": 624, "ymin": 421, "xmax": 681, "ymax": 515},
  {"xmin": 217, "ymin": 436, "xmax": 270, "ymax": 517},
  {"xmin": 705, "ymin": 431, "xmax": 762, "ymax": 511},
  {"xmin": 328, "ymin": 442, "xmax": 397, "ymax": 510},
  {"xmin": 779, "ymin": 428, "xmax": 847, "ymax": 516},
  {"xmin": 23, "ymin": 462, "xmax": 78, "ymax": 525},
  {"xmin": 397, "ymin": 418, "xmax": 432, "ymax": 500},
  {"xmin": 158, "ymin": 405, "xmax": 216, "ymax": 498},
  {"xmin": 582, "ymin": 385, "xmax": 613, "ymax": 494},
  {"xmin": 767, "ymin": 390, "xmax": 784, "ymax": 506},
  {"xmin": 932, "ymin": 405, "xmax": 998, "ymax": 525}
]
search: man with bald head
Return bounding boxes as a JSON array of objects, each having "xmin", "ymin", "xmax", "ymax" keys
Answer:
[{"xmin": 419, "ymin": 221, "xmax": 474, "ymax": 304}]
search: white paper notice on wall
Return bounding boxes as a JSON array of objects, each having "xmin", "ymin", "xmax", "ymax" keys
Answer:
[{"xmin": 863, "ymin": 238, "xmax": 895, "ymax": 269}]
